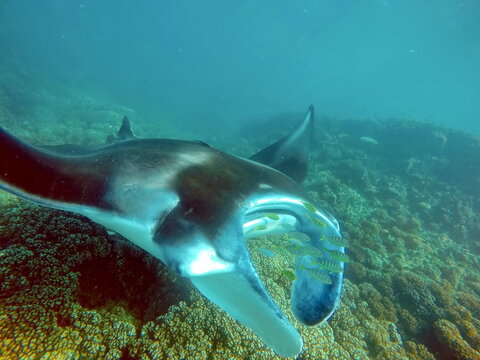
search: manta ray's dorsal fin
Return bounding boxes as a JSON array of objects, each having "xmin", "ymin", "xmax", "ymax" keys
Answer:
[
  {"xmin": 117, "ymin": 116, "xmax": 136, "ymax": 141},
  {"xmin": 249, "ymin": 105, "xmax": 314, "ymax": 183}
]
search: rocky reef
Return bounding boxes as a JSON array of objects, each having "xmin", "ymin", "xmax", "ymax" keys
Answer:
[{"xmin": 1, "ymin": 70, "xmax": 479, "ymax": 359}]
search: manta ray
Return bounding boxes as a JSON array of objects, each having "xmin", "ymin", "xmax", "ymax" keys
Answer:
[{"xmin": 0, "ymin": 106, "xmax": 345, "ymax": 357}]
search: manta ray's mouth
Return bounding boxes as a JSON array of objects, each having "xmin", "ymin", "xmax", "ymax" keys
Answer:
[
  {"xmin": 230, "ymin": 195, "xmax": 345, "ymax": 354},
  {"xmin": 243, "ymin": 195, "xmax": 347, "ymax": 323},
  {"xmin": 185, "ymin": 194, "xmax": 346, "ymax": 358},
  {"xmin": 244, "ymin": 208, "xmax": 347, "ymax": 286}
]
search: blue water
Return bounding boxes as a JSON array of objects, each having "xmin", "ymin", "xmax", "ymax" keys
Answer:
[{"xmin": 1, "ymin": 0, "xmax": 479, "ymax": 134}]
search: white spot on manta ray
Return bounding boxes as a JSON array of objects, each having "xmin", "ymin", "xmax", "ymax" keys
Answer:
[
  {"xmin": 188, "ymin": 248, "xmax": 232, "ymax": 275},
  {"xmin": 107, "ymin": 150, "xmax": 213, "ymax": 222}
]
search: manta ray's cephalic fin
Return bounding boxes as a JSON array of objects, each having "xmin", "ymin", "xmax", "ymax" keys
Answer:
[{"xmin": 249, "ymin": 105, "xmax": 314, "ymax": 183}]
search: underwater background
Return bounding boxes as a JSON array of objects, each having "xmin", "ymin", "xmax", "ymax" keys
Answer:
[{"xmin": 0, "ymin": 1, "xmax": 479, "ymax": 359}]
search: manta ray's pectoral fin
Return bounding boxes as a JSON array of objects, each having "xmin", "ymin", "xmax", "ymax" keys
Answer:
[
  {"xmin": 249, "ymin": 105, "xmax": 314, "ymax": 184},
  {"xmin": 0, "ymin": 126, "xmax": 108, "ymax": 208}
]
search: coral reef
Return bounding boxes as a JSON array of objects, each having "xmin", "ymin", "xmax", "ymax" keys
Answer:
[
  {"xmin": 1, "ymin": 70, "xmax": 480, "ymax": 359},
  {"xmin": 0, "ymin": 67, "xmax": 185, "ymax": 148},
  {"xmin": 432, "ymin": 319, "xmax": 480, "ymax": 360}
]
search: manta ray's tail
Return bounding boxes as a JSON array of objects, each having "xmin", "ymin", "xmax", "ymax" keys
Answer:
[{"xmin": 249, "ymin": 105, "xmax": 314, "ymax": 183}]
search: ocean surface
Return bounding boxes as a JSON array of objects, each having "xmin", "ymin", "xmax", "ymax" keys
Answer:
[{"xmin": 0, "ymin": 1, "xmax": 479, "ymax": 360}]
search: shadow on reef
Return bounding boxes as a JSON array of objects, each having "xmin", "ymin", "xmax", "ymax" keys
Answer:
[
  {"xmin": 73, "ymin": 238, "xmax": 187, "ymax": 323},
  {"xmin": 0, "ymin": 199, "xmax": 188, "ymax": 325}
]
